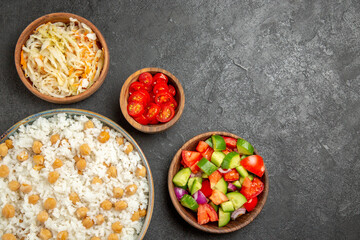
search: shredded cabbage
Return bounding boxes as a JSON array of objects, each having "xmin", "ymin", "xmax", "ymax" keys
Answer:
[{"xmin": 21, "ymin": 18, "xmax": 104, "ymax": 98}]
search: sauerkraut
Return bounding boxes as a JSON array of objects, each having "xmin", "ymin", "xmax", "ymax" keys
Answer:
[{"xmin": 21, "ymin": 18, "xmax": 104, "ymax": 98}]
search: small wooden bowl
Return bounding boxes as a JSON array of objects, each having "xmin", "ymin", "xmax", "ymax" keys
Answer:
[
  {"xmin": 120, "ymin": 68, "xmax": 185, "ymax": 133},
  {"xmin": 168, "ymin": 131, "xmax": 269, "ymax": 233},
  {"xmin": 14, "ymin": 12, "xmax": 110, "ymax": 104}
]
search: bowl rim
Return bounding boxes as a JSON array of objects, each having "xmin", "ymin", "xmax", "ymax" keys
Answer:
[
  {"xmin": 14, "ymin": 12, "xmax": 110, "ymax": 104},
  {"xmin": 168, "ymin": 131, "xmax": 269, "ymax": 234},
  {"xmin": 0, "ymin": 108, "xmax": 154, "ymax": 239},
  {"xmin": 120, "ymin": 67, "xmax": 185, "ymax": 134}
]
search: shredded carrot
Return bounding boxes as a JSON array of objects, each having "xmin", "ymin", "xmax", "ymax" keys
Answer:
[
  {"xmin": 39, "ymin": 55, "xmax": 43, "ymax": 61},
  {"xmin": 20, "ymin": 49, "xmax": 27, "ymax": 70},
  {"xmin": 81, "ymin": 73, "xmax": 87, "ymax": 78},
  {"xmin": 85, "ymin": 66, "xmax": 90, "ymax": 75},
  {"xmin": 68, "ymin": 67, "xmax": 74, "ymax": 75}
]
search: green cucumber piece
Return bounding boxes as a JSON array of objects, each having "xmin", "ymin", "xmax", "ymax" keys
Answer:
[
  {"xmin": 172, "ymin": 168, "xmax": 191, "ymax": 188},
  {"xmin": 220, "ymin": 201, "xmax": 235, "ymax": 212},
  {"xmin": 232, "ymin": 180, "xmax": 241, "ymax": 188},
  {"xmin": 180, "ymin": 194, "xmax": 199, "ymax": 211},
  {"xmin": 209, "ymin": 202, "xmax": 218, "ymax": 212},
  {"xmin": 211, "ymin": 151, "xmax": 226, "ymax": 167},
  {"xmin": 236, "ymin": 166, "xmax": 249, "ymax": 178},
  {"xmin": 221, "ymin": 152, "xmax": 240, "ymax": 169},
  {"xmin": 188, "ymin": 177, "xmax": 202, "ymax": 192},
  {"xmin": 211, "ymin": 135, "xmax": 226, "ymax": 151},
  {"xmin": 205, "ymin": 138, "xmax": 213, "ymax": 148},
  {"xmin": 190, "ymin": 178, "xmax": 202, "ymax": 195},
  {"xmin": 197, "ymin": 158, "xmax": 218, "ymax": 176},
  {"xmin": 240, "ymin": 155, "xmax": 248, "ymax": 160},
  {"xmin": 236, "ymin": 139, "xmax": 254, "ymax": 155},
  {"xmin": 226, "ymin": 192, "xmax": 247, "ymax": 210},
  {"xmin": 201, "ymin": 172, "xmax": 209, "ymax": 178},
  {"xmin": 248, "ymin": 174, "xmax": 254, "ymax": 181},
  {"xmin": 214, "ymin": 177, "xmax": 228, "ymax": 194},
  {"xmin": 218, "ymin": 208, "xmax": 231, "ymax": 227}
]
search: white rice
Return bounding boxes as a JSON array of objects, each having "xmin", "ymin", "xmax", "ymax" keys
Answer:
[{"xmin": 0, "ymin": 113, "xmax": 149, "ymax": 239}]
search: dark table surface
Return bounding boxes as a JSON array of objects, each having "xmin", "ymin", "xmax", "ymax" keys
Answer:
[{"xmin": 1, "ymin": 0, "xmax": 359, "ymax": 239}]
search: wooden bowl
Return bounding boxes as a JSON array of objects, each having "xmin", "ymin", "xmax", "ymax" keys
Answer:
[
  {"xmin": 168, "ymin": 131, "xmax": 269, "ymax": 233},
  {"xmin": 120, "ymin": 67, "xmax": 185, "ymax": 133},
  {"xmin": 14, "ymin": 12, "xmax": 110, "ymax": 104}
]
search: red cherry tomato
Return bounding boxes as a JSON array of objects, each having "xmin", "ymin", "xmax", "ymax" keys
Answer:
[
  {"xmin": 153, "ymin": 73, "xmax": 168, "ymax": 85},
  {"xmin": 138, "ymin": 72, "xmax": 153, "ymax": 86},
  {"xmin": 156, "ymin": 104, "xmax": 175, "ymax": 123},
  {"xmin": 243, "ymin": 197, "xmax": 258, "ymax": 212},
  {"xmin": 153, "ymin": 83, "xmax": 169, "ymax": 94},
  {"xmin": 149, "ymin": 92, "xmax": 156, "ymax": 103},
  {"xmin": 134, "ymin": 114, "xmax": 150, "ymax": 125},
  {"xmin": 240, "ymin": 155, "xmax": 265, "ymax": 177},
  {"xmin": 145, "ymin": 103, "xmax": 161, "ymax": 121},
  {"xmin": 129, "ymin": 82, "xmax": 145, "ymax": 94},
  {"xmin": 166, "ymin": 96, "xmax": 178, "ymax": 109},
  {"xmin": 144, "ymin": 84, "xmax": 153, "ymax": 92},
  {"xmin": 155, "ymin": 92, "xmax": 173, "ymax": 105},
  {"xmin": 168, "ymin": 84, "xmax": 176, "ymax": 96},
  {"xmin": 127, "ymin": 101, "xmax": 145, "ymax": 118},
  {"xmin": 128, "ymin": 90, "xmax": 150, "ymax": 104},
  {"xmin": 149, "ymin": 118, "xmax": 159, "ymax": 125}
]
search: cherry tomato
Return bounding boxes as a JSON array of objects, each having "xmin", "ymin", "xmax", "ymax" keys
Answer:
[
  {"xmin": 127, "ymin": 101, "xmax": 145, "ymax": 118},
  {"xmin": 166, "ymin": 96, "xmax": 178, "ymax": 109},
  {"xmin": 128, "ymin": 90, "xmax": 150, "ymax": 104},
  {"xmin": 149, "ymin": 118, "xmax": 159, "ymax": 125},
  {"xmin": 138, "ymin": 72, "xmax": 153, "ymax": 86},
  {"xmin": 149, "ymin": 92, "xmax": 156, "ymax": 103},
  {"xmin": 153, "ymin": 83, "xmax": 169, "ymax": 94},
  {"xmin": 145, "ymin": 103, "xmax": 161, "ymax": 121},
  {"xmin": 129, "ymin": 82, "xmax": 145, "ymax": 94},
  {"xmin": 240, "ymin": 155, "xmax": 265, "ymax": 177},
  {"xmin": 134, "ymin": 114, "xmax": 150, "ymax": 125},
  {"xmin": 168, "ymin": 84, "xmax": 176, "ymax": 96},
  {"xmin": 153, "ymin": 73, "xmax": 168, "ymax": 85},
  {"xmin": 155, "ymin": 92, "xmax": 173, "ymax": 105},
  {"xmin": 144, "ymin": 84, "xmax": 153, "ymax": 92},
  {"xmin": 156, "ymin": 104, "xmax": 175, "ymax": 123},
  {"xmin": 243, "ymin": 197, "xmax": 258, "ymax": 212}
]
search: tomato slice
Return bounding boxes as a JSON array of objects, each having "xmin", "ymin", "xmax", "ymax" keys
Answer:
[
  {"xmin": 138, "ymin": 72, "xmax": 153, "ymax": 86},
  {"xmin": 127, "ymin": 101, "xmax": 145, "ymax": 118},
  {"xmin": 197, "ymin": 204, "xmax": 210, "ymax": 225},
  {"xmin": 204, "ymin": 203, "xmax": 218, "ymax": 221},
  {"xmin": 240, "ymin": 177, "xmax": 264, "ymax": 200},
  {"xmin": 209, "ymin": 189, "xmax": 228, "ymax": 205},
  {"xmin": 196, "ymin": 141, "xmax": 209, "ymax": 153},
  {"xmin": 222, "ymin": 148, "xmax": 231, "ymax": 155},
  {"xmin": 243, "ymin": 196, "xmax": 258, "ymax": 212},
  {"xmin": 144, "ymin": 84, "xmax": 153, "ymax": 92},
  {"xmin": 129, "ymin": 82, "xmax": 145, "ymax": 94},
  {"xmin": 166, "ymin": 96, "xmax": 178, "ymax": 109},
  {"xmin": 241, "ymin": 155, "xmax": 265, "ymax": 177},
  {"xmin": 223, "ymin": 169, "xmax": 240, "ymax": 182},
  {"xmin": 200, "ymin": 180, "xmax": 212, "ymax": 197},
  {"xmin": 134, "ymin": 114, "xmax": 149, "ymax": 125},
  {"xmin": 153, "ymin": 73, "xmax": 168, "ymax": 85},
  {"xmin": 182, "ymin": 151, "xmax": 202, "ymax": 168},
  {"xmin": 149, "ymin": 118, "xmax": 159, "ymax": 125},
  {"xmin": 145, "ymin": 103, "xmax": 160, "ymax": 121},
  {"xmin": 128, "ymin": 90, "xmax": 150, "ymax": 104},
  {"xmin": 168, "ymin": 84, "xmax": 176, "ymax": 96},
  {"xmin": 201, "ymin": 147, "xmax": 214, "ymax": 161},
  {"xmin": 209, "ymin": 170, "xmax": 222, "ymax": 188},
  {"xmin": 153, "ymin": 83, "xmax": 169, "ymax": 94},
  {"xmin": 155, "ymin": 92, "xmax": 173, "ymax": 105},
  {"xmin": 222, "ymin": 136, "xmax": 237, "ymax": 148},
  {"xmin": 156, "ymin": 104, "xmax": 175, "ymax": 123}
]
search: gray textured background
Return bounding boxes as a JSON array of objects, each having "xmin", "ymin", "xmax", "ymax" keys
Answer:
[{"xmin": 1, "ymin": 0, "xmax": 360, "ymax": 239}]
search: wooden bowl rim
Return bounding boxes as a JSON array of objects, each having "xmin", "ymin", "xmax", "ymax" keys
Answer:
[
  {"xmin": 119, "ymin": 67, "xmax": 185, "ymax": 133},
  {"xmin": 168, "ymin": 131, "xmax": 269, "ymax": 234},
  {"xmin": 14, "ymin": 12, "xmax": 110, "ymax": 104}
]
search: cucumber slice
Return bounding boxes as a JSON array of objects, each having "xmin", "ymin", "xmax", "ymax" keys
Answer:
[
  {"xmin": 248, "ymin": 174, "xmax": 254, "ymax": 181},
  {"xmin": 197, "ymin": 158, "xmax": 218, "ymax": 175},
  {"xmin": 232, "ymin": 180, "xmax": 241, "ymax": 188},
  {"xmin": 236, "ymin": 139, "xmax": 254, "ymax": 155},
  {"xmin": 209, "ymin": 201, "xmax": 218, "ymax": 212},
  {"xmin": 218, "ymin": 208, "xmax": 231, "ymax": 227},
  {"xmin": 211, "ymin": 135, "xmax": 226, "ymax": 151},
  {"xmin": 214, "ymin": 177, "xmax": 228, "ymax": 194},
  {"xmin": 188, "ymin": 177, "xmax": 202, "ymax": 192},
  {"xmin": 236, "ymin": 166, "xmax": 249, "ymax": 178},
  {"xmin": 201, "ymin": 172, "xmax": 209, "ymax": 178},
  {"xmin": 205, "ymin": 138, "xmax": 213, "ymax": 148},
  {"xmin": 172, "ymin": 168, "xmax": 191, "ymax": 188},
  {"xmin": 220, "ymin": 201, "xmax": 235, "ymax": 212},
  {"xmin": 226, "ymin": 192, "xmax": 247, "ymax": 210},
  {"xmin": 221, "ymin": 152, "xmax": 240, "ymax": 169},
  {"xmin": 240, "ymin": 155, "xmax": 248, "ymax": 160},
  {"xmin": 190, "ymin": 178, "xmax": 202, "ymax": 195},
  {"xmin": 181, "ymin": 194, "xmax": 199, "ymax": 211},
  {"xmin": 211, "ymin": 152, "xmax": 226, "ymax": 167}
]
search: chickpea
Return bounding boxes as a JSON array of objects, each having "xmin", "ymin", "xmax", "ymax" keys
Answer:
[
  {"xmin": 75, "ymin": 207, "xmax": 88, "ymax": 219},
  {"xmin": 98, "ymin": 131, "xmax": 110, "ymax": 143},
  {"xmin": 107, "ymin": 166, "xmax": 117, "ymax": 178},
  {"xmin": 91, "ymin": 237, "xmax": 101, "ymax": 240},
  {"xmin": 108, "ymin": 234, "xmax": 118, "ymax": 240},
  {"xmin": 125, "ymin": 184, "xmax": 137, "ymax": 196},
  {"xmin": 2, "ymin": 233, "xmax": 16, "ymax": 240},
  {"xmin": 5, "ymin": 140, "xmax": 14, "ymax": 149},
  {"xmin": 79, "ymin": 144, "xmax": 91, "ymax": 156},
  {"xmin": 115, "ymin": 137, "xmax": 124, "ymax": 146},
  {"xmin": 29, "ymin": 194, "xmax": 40, "ymax": 204},
  {"xmin": 69, "ymin": 192, "xmax": 80, "ymax": 204},
  {"xmin": 92, "ymin": 176, "xmax": 103, "ymax": 184},
  {"xmin": 100, "ymin": 200, "xmax": 112, "ymax": 210},
  {"xmin": 74, "ymin": 155, "xmax": 84, "ymax": 162},
  {"xmin": 95, "ymin": 214, "xmax": 104, "ymax": 225},
  {"xmin": 48, "ymin": 171, "xmax": 60, "ymax": 184},
  {"xmin": 2, "ymin": 204, "xmax": 15, "ymax": 218},
  {"xmin": 0, "ymin": 165, "xmax": 9, "ymax": 178},
  {"xmin": 37, "ymin": 210, "xmax": 49, "ymax": 223},
  {"xmin": 113, "ymin": 187, "xmax": 124, "ymax": 198},
  {"xmin": 124, "ymin": 143, "xmax": 133, "ymax": 155},
  {"xmin": 20, "ymin": 183, "xmax": 32, "ymax": 194},
  {"xmin": 131, "ymin": 211, "xmax": 140, "ymax": 222},
  {"xmin": 39, "ymin": 228, "xmax": 52, "ymax": 240},
  {"xmin": 44, "ymin": 198, "xmax": 56, "ymax": 210},
  {"xmin": 0, "ymin": 143, "xmax": 8, "ymax": 157},
  {"xmin": 57, "ymin": 231, "xmax": 68, "ymax": 240},
  {"xmin": 84, "ymin": 120, "xmax": 95, "ymax": 130},
  {"xmin": 111, "ymin": 221, "xmax": 123, "ymax": 233},
  {"xmin": 76, "ymin": 159, "xmax": 86, "ymax": 171},
  {"xmin": 52, "ymin": 158, "xmax": 63, "ymax": 169},
  {"xmin": 33, "ymin": 155, "xmax": 44, "ymax": 165},
  {"xmin": 32, "ymin": 140, "xmax": 43, "ymax": 154},
  {"xmin": 82, "ymin": 216, "xmax": 94, "ymax": 229},
  {"xmin": 114, "ymin": 201, "xmax": 127, "ymax": 211},
  {"xmin": 8, "ymin": 180, "xmax": 20, "ymax": 191},
  {"xmin": 135, "ymin": 165, "xmax": 146, "ymax": 178},
  {"xmin": 139, "ymin": 209, "xmax": 147, "ymax": 217},
  {"xmin": 17, "ymin": 150, "xmax": 29, "ymax": 161}
]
